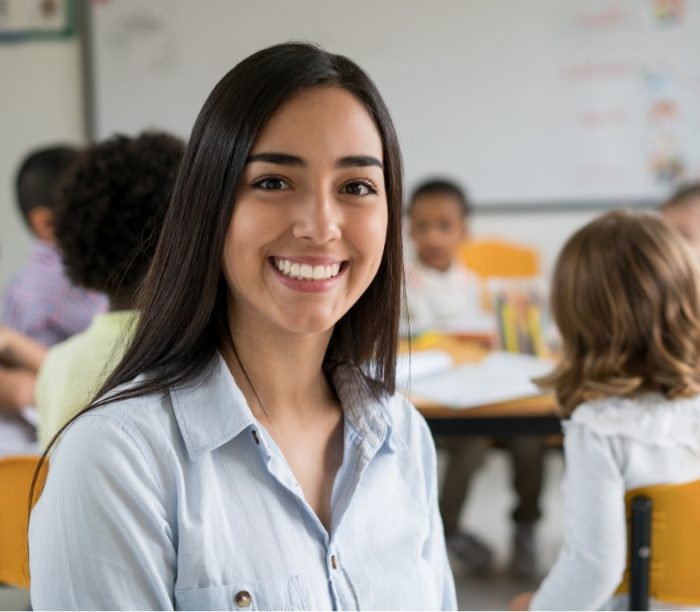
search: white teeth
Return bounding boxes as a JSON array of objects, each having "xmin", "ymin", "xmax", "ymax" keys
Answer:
[
  {"xmin": 300, "ymin": 264, "xmax": 313, "ymax": 278},
  {"xmin": 273, "ymin": 258, "xmax": 343, "ymax": 281}
]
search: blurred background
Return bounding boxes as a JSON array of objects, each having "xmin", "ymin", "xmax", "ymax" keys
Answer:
[
  {"xmin": 3, "ymin": 0, "xmax": 699, "ymax": 291},
  {"xmin": 1, "ymin": 1, "xmax": 699, "ymax": 609}
]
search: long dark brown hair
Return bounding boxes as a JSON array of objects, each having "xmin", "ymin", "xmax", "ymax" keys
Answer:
[{"xmin": 32, "ymin": 42, "xmax": 404, "ymax": 501}]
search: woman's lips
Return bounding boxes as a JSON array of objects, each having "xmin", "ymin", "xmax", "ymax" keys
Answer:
[{"xmin": 269, "ymin": 256, "xmax": 348, "ymax": 292}]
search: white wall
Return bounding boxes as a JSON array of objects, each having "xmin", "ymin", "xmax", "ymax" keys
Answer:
[
  {"xmin": 0, "ymin": 27, "xmax": 600, "ymax": 293},
  {"xmin": 0, "ymin": 37, "xmax": 85, "ymax": 291}
]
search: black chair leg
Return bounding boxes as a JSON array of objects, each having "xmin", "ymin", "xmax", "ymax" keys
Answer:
[{"xmin": 629, "ymin": 496, "xmax": 652, "ymax": 611}]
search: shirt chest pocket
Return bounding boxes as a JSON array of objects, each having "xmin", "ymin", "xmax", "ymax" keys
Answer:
[{"xmin": 175, "ymin": 575, "xmax": 307, "ymax": 611}]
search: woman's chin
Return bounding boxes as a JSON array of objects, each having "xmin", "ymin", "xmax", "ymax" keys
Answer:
[{"xmin": 268, "ymin": 307, "xmax": 341, "ymax": 336}]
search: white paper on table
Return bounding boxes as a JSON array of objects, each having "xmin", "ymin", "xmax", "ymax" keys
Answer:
[
  {"xmin": 408, "ymin": 351, "xmax": 555, "ymax": 409},
  {"xmin": 438, "ymin": 314, "xmax": 498, "ymax": 335},
  {"xmin": 395, "ymin": 350, "xmax": 454, "ymax": 390}
]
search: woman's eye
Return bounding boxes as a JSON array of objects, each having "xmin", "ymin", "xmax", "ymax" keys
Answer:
[
  {"xmin": 342, "ymin": 181, "xmax": 377, "ymax": 196},
  {"xmin": 253, "ymin": 177, "xmax": 288, "ymax": 190}
]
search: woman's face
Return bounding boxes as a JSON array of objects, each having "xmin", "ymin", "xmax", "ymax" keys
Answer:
[{"xmin": 222, "ymin": 86, "xmax": 388, "ymax": 338}]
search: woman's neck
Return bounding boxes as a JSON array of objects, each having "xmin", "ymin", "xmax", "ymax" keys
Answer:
[{"xmin": 224, "ymin": 322, "xmax": 336, "ymax": 425}]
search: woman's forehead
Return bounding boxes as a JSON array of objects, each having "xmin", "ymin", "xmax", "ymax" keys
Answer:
[{"xmin": 250, "ymin": 87, "xmax": 383, "ymax": 162}]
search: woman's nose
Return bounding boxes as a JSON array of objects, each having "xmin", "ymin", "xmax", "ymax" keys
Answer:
[{"xmin": 292, "ymin": 191, "xmax": 342, "ymax": 243}]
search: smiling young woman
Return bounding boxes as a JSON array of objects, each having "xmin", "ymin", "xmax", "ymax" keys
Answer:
[{"xmin": 29, "ymin": 43, "xmax": 456, "ymax": 610}]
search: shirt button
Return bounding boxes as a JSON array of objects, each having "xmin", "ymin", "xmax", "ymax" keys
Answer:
[{"xmin": 234, "ymin": 591, "xmax": 252, "ymax": 608}]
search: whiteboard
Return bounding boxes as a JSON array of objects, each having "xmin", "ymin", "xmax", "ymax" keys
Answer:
[{"xmin": 86, "ymin": 0, "xmax": 700, "ymax": 209}]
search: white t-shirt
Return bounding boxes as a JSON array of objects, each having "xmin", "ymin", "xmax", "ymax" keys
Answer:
[
  {"xmin": 403, "ymin": 259, "xmax": 488, "ymax": 335},
  {"xmin": 532, "ymin": 393, "xmax": 700, "ymax": 611}
]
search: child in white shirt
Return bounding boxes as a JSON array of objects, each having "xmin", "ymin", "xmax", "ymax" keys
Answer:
[
  {"xmin": 511, "ymin": 210, "xmax": 700, "ymax": 611},
  {"xmin": 404, "ymin": 179, "xmax": 545, "ymax": 578},
  {"xmin": 404, "ymin": 181, "xmax": 483, "ymax": 334}
]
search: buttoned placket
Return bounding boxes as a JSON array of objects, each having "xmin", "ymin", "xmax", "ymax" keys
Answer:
[{"xmin": 247, "ymin": 416, "xmax": 388, "ymax": 611}]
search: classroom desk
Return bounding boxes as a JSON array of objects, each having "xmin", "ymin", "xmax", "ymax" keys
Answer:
[
  {"xmin": 417, "ymin": 396, "xmax": 561, "ymax": 437},
  {"xmin": 404, "ymin": 335, "xmax": 562, "ymax": 437}
]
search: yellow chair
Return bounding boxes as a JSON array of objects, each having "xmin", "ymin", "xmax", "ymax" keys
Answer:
[
  {"xmin": 458, "ymin": 238, "xmax": 539, "ymax": 279},
  {"xmin": 616, "ymin": 479, "xmax": 700, "ymax": 609},
  {"xmin": 0, "ymin": 455, "xmax": 47, "ymax": 590}
]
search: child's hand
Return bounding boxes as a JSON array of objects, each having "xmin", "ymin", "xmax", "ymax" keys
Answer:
[
  {"xmin": 509, "ymin": 591, "xmax": 534, "ymax": 611},
  {"xmin": 0, "ymin": 325, "xmax": 47, "ymax": 370}
]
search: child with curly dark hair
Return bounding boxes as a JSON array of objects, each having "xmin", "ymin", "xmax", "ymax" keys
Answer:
[
  {"xmin": 35, "ymin": 132, "xmax": 184, "ymax": 446},
  {"xmin": 511, "ymin": 211, "xmax": 700, "ymax": 610}
]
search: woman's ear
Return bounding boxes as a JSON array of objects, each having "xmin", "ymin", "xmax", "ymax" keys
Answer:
[{"xmin": 27, "ymin": 206, "xmax": 55, "ymax": 243}]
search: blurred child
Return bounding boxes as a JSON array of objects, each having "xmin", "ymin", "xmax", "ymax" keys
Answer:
[
  {"xmin": 404, "ymin": 179, "xmax": 545, "ymax": 577},
  {"xmin": 404, "ymin": 179, "xmax": 483, "ymax": 333},
  {"xmin": 1, "ymin": 146, "xmax": 108, "ymax": 345},
  {"xmin": 511, "ymin": 211, "xmax": 700, "ymax": 610},
  {"xmin": 661, "ymin": 182, "xmax": 700, "ymax": 259},
  {"xmin": 35, "ymin": 132, "xmax": 184, "ymax": 447}
]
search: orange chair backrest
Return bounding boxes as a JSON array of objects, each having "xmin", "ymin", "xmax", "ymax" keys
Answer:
[
  {"xmin": 458, "ymin": 239, "xmax": 539, "ymax": 279},
  {"xmin": 0, "ymin": 455, "xmax": 47, "ymax": 590},
  {"xmin": 616, "ymin": 479, "xmax": 700, "ymax": 606}
]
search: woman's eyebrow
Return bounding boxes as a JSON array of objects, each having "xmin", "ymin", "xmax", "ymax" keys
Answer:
[
  {"xmin": 247, "ymin": 152, "xmax": 383, "ymax": 171},
  {"xmin": 247, "ymin": 152, "xmax": 305, "ymax": 166},
  {"xmin": 336, "ymin": 155, "xmax": 383, "ymax": 170}
]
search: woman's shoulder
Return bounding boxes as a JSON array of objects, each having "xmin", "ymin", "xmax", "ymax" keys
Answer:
[
  {"xmin": 39, "ymin": 386, "xmax": 180, "ymax": 510},
  {"xmin": 567, "ymin": 393, "xmax": 700, "ymax": 451},
  {"xmin": 381, "ymin": 390, "xmax": 436, "ymax": 454},
  {"xmin": 55, "ymin": 378, "xmax": 182, "ymax": 467}
]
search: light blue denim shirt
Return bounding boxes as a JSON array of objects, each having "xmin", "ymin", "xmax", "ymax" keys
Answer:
[{"xmin": 30, "ymin": 353, "xmax": 456, "ymax": 610}]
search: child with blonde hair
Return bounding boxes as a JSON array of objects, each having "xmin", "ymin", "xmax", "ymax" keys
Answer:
[{"xmin": 511, "ymin": 210, "xmax": 700, "ymax": 611}]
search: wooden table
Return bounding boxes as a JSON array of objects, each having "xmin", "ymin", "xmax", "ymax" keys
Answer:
[{"xmin": 404, "ymin": 335, "xmax": 562, "ymax": 437}]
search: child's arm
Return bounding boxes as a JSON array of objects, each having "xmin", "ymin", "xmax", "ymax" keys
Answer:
[
  {"xmin": 529, "ymin": 422, "xmax": 627, "ymax": 610},
  {"xmin": 0, "ymin": 325, "xmax": 47, "ymax": 371},
  {"xmin": 0, "ymin": 367, "xmax": 36, "ymax": 411}
]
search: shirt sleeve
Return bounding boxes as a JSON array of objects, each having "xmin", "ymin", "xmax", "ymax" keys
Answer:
[
  {"xmin": 459, "ymin": 268, "xmax": 485, "ymax": 318},
  {"xmin": 50, "ymin": 286, "xmax": 107, "ymax": 341},
  {"xmin": 1, "ymin": 289, "xmax": 49, "ymax": 344},
  {"xmin": 530, "ymin": 422, "xmax": 627, "ymax": 611},
  {"xmin": 417, "ymin": 416, "xmax": 458, "ymax": 610},
  {"xmin": 30, "ymin": 412, "xmax": 177, "ymax": 610},
  {"xmin": 403, "ymin": 278, "xmax": 434, "ymax": 335}
]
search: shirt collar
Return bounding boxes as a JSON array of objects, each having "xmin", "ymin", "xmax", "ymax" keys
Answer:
[
  {"xmin": 331, "ymin": 364, "xmax": 406, "ymax": 453},
  {"xmin": 170, "ymin": 353, "xmax": 256, "ymax": 461},
  {"xmin": 170, "ymin": 353, "xmax": 405, "ymax": 462},
  {"xmin": 90, "ymin": 310, "xmax": 139, "ymax": 330},
  {"xmin": 31, "ymin": 240, "xmax": 62, "ymax": 265}
]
